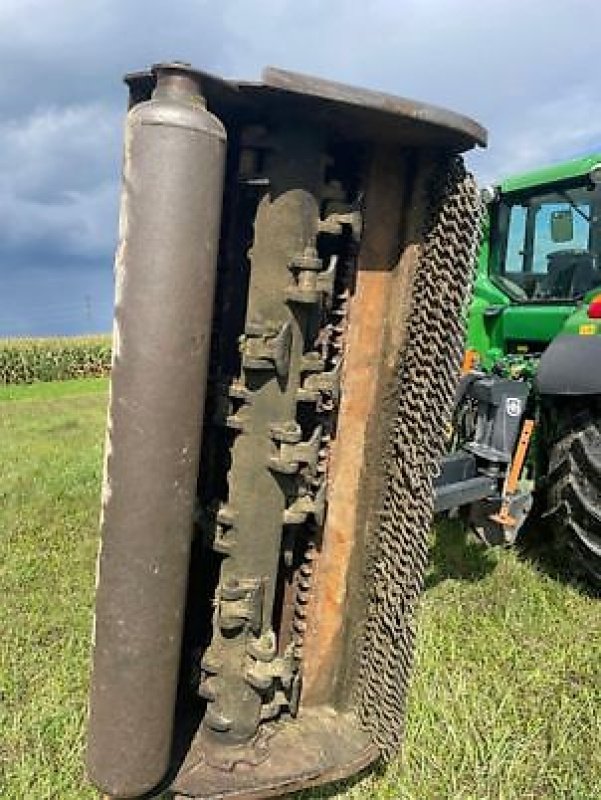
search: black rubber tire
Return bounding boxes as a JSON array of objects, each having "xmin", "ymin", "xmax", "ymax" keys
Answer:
[{"xmin": 545, "ymin": 401, "xmax": 601, "ymax": 586}]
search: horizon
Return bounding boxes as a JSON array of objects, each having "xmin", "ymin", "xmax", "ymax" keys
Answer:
[{"xmin": 2, "ymin": 0, "xmax": 601, "ymax": 337}]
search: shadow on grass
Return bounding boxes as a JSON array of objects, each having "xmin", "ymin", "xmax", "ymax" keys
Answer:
[
  {"xmin": 425, "ymin": 517, "xmax": 498, "ymax": 589},
  {"xmin": 428, "ymin": 515, "xmax": 599, "ymax": 597},
  {"xmin": 517, "ymin": 517, "xmax": 600, "ymax": 599}
]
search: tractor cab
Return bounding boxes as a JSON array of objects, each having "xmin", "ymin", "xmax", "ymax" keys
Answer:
[
  {"xmin": 468, "ymin": 155, "xmax": 601, "ymax": 367},
  {"xmin": 436, "ymin": 154, "xmax": 601, "ymax": 583}
]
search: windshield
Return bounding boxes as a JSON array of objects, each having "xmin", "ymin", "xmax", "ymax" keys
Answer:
[{"xmin": 492, "ymin": 180, "xmax": 601, "ymax": 301}]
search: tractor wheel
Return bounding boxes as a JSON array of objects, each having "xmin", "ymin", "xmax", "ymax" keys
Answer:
[{"xmin": 545, "ymin": 400, "xmax": 601, "ymax": 586}]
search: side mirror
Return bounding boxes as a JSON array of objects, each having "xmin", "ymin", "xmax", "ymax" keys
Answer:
[
  {"xmin": 589, "ymin": 163, "xmax": 601, "ymax": 184},
  {"xmin": 480, "ymin": 185, "xmax": 498, "ymax": 204},
  {"xmin": 550, "ymin": 208, "xmax": 574, "ymax": 243}
]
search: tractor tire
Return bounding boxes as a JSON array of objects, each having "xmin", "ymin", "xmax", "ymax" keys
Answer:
[{"xmin": 545, "ymin": 401, "xmax": 601, "ymax": 587}]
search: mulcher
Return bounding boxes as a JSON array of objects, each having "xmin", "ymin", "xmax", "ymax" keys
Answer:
[{"xmin": 87, "ymin": 62, "xmax": 485, "ymax": 799}]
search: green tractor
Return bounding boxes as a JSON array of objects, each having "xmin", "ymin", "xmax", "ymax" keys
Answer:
[{"xmin": 436, "ymin": 153, "xmax": 601, "ymax": 585}]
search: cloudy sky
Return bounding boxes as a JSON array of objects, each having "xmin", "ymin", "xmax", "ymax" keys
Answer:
[{"xmin": 2, "ymin": 0, "xmax": 601, "ymax": 336}]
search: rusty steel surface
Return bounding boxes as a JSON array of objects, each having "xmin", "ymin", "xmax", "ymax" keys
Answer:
[
  {"xmin": 355, "ymin": 158, "xmax": 482, "ymax": 757},
  {"xmin": 171, "ymin": 710, "xmax": 376, "ymax": 799},
  {"xmin": 301, "ymin": 146, "xmax": 412, "ymax": 705},
  {"xmin": 88, "ymin": 60, "xmax": 486, "ymax": 800}
]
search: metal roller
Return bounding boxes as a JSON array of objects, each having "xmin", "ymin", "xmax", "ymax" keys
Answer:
[{"xmin": 87, "ymin": 63, "xmax": 226, "ymax": 798}]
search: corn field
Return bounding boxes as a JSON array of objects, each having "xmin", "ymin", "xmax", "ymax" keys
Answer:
[{"xmin": 0, "ymin": 335, "xmax": 112, "ymax": 385}]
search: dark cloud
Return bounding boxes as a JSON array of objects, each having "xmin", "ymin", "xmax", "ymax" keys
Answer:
[
  {"xmin": 1, "ymin": 0, "xmax": 601, "ymax": 335},
  {"xmin": 0, "ymin": 1, "xmax": 239, "ymax": 116}
]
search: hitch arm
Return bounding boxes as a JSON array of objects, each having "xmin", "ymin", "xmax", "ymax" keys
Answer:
[{"xmin": 490, "ymin": 418, "xmax": 535, "ymax": 527}]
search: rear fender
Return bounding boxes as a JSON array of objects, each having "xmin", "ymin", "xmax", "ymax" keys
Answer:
[{"xmin": 536, "ymin": 334, "xmax": 601, "ymax": 395}]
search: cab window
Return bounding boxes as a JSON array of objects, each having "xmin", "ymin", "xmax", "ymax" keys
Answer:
[
  {"xmin": 493, "ymin": 181, "xmax": 601, "ymax": 301},
  {"xmin": 531, "ymin": 202, "xmax": 589, "ymax": 273}
]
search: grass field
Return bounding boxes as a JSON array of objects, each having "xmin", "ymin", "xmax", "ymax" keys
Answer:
[{"xmin": 1, "ymin": 379, "xmax": 600, "ymax": 799}]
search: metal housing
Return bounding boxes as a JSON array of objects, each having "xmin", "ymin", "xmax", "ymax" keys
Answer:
[{"xmin": 88, "ymin": 62, "xmax": 486, "ymax": 800}]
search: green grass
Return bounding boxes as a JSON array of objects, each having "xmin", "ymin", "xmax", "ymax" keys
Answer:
[
  {"xmin": 0, "ymin": 378, "xmax": 107, "ymax": 800},
  {"xmin": 335, "ymin": 525, "xmax": 601, "ymax": 800},
  {"xmin": 1, "ymin": 379, "xmax": 600, "ymax": 799}
]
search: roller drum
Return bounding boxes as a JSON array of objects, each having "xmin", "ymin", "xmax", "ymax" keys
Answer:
[{"xmin": 87, "ymin": 64, "xmax": 226, "ymax": 798}]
